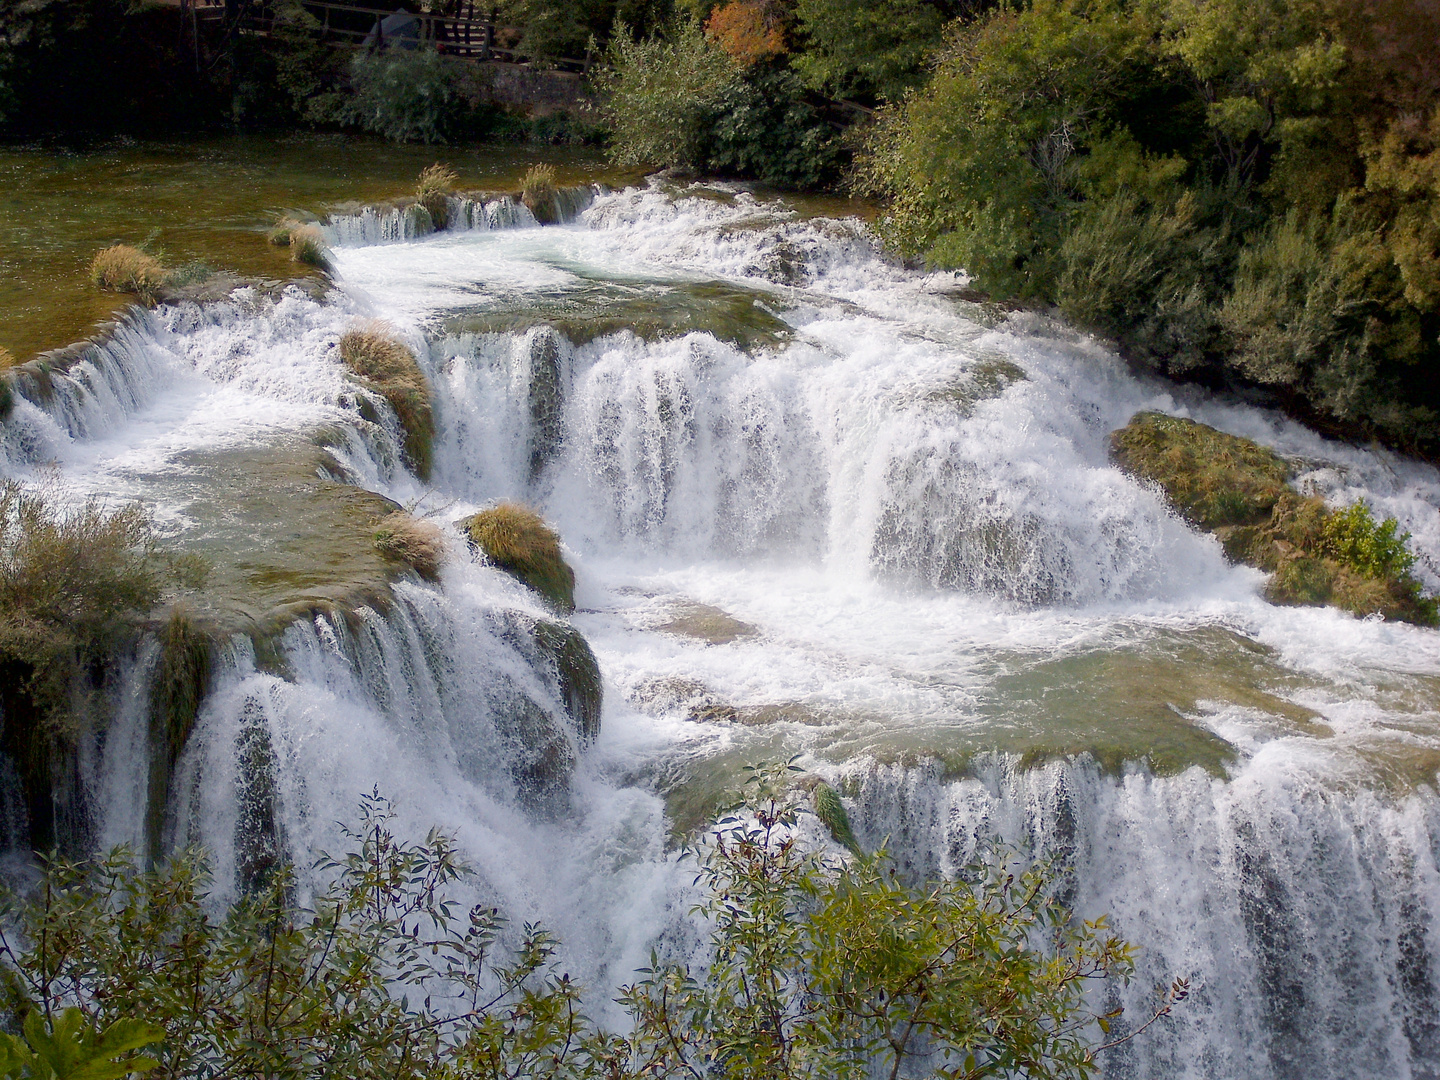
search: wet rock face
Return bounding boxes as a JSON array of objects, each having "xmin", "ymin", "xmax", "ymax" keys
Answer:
[
  {"xmin": 493, "ymin": 687, "xmax": 575, "ymax": 815},
  {"xmin": 532, "ymin": 619, "xmax": 602, "ymax": 746},
  {"xmin": 527, "ymin": 327, "xmax": 565, "ymax": 481}
]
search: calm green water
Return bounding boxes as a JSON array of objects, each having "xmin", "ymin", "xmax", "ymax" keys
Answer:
[{"xmin": 0, "ymin": 134, "xmax": 622, "ymax": 360}]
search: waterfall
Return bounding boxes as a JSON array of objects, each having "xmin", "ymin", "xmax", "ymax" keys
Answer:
[{"xmin": 4, "ymin": 176, "xmax": 1440, "ymax": 1075}]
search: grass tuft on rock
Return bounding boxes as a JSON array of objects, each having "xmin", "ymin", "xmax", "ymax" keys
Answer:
[
  {"xmin": 288, "ymin": 224, "xmax": 333, "ymax": 272},
  {"xmin": 812, "ymin": 781, "xmax": 862, "ymax": 856},
  {"xmin": 373, "ymin": 512, "xmax": 446, "ymax": 581},
  {"xmin": 520, "ymin": 164, "xmax": 558, "ymax": 224},
  {"xmin": 1112, "ymin": 412, "xmax": 1437, "ymax": 625},
  {"xmin": 90, "ymin": 245, "xmax": 167, "ymax": 299},
  {"xmin": 338, "ymin": 326, "xmax": 434, "ymax": 481},
  {"xmin": 459, "ymin": 503, "xmax": 575, "ymax": 613},
  {"xmin": 267, "ymin": 216, "xmax": 304, "ymax": 246},
  {"xmin": 416, "ymin": 164, "xmax": 458, "ymax": 230}
]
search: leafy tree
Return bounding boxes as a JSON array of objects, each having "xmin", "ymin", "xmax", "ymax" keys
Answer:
[
  {"xmin": 791, "ymin": 0, "xmax": 978, "ymax": 104},
  {"xmin": 618, "ymin": 762, "xmax": 1180, "ymax": 1079},
  {"xmin": 0, "ymin": 781, "xmax": 1167, "ymax": 1080}
]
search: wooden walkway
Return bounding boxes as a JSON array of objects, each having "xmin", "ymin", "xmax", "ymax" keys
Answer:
[{"xmin": 173, "ymin": 0, "xmax": 590, "ymax": 72}]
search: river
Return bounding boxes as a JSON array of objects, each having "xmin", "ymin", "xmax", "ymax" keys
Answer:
[{"xmin": 2, "ymin": 136, "xmax": 1439, "ymax": 1079}]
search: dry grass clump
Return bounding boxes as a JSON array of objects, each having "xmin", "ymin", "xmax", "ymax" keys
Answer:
[
  {"xmin": 268, "ymin": 216, "xmax": 304, "ymax": 246},
  {"xmin": 373, "ymin": 512, "xmax": 447, "ymax": 581},
  {"xmin": 338, "ymin": 326, "xmax": 435, "ymax": 481},
  {"xmin": 459, "ymin": 502, "xmax": 575, "ymax": 612},
  {"xmin": 521, "ymin": 164, "xmax": 559, "ymax": 224},
  {"xmin": 416, "ymin": 164, "xmax": 459, "ymax": 230},
  {"xmin": 0, "ymin": 346, "xmax": 18, "ymax": 372},
  {"xmin": 90, "ymin": 245, "xmax": 167, "ymax": 298},
  {"xmin": 288, "ymin": 224, "xmax": 333, "ymax": 272},
  {"xmin": 1111, "ymin": 412, "xmax": 1436, "ymax": 625}
]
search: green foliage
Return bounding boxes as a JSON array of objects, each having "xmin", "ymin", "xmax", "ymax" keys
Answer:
[
  {"xmin": 603, "ymin": 19, "xmax": 743, "ymax": 170},
  {"xmin": 604, "ymin": 20, "xmax": 843, "ymax": 188},
  {"xmin": 0, "ymin": 483, "xmax": 166, "ymax": 740},
  {"xmin": 0, "ymin": 782, "xmax": 1161, "ymax": 1078},
  {"xmin": 498, "ymin": 0, "xmax": 673, "ymax": 60},
  {"xmin": 343, "ymin": 50, "xmax": 461, "ymax": 144},
  {"xmin": 270, "ymin": 0, "xmax": 347, "ymax": 126},
  {"xmin": 791, "ymin": 0, "xmax": 965, "ymax": 104},
  {"xmin": 619, "ymin": 762, "xmax": 1168, "ymax": 1079},
  {"xmin": 1321, "ymin": 502, "xmax": 1416, "ymax": 579},
  {"xmin": 0, "ymin": 792, "xmax": 605, "ymax": 1080},
  {"xmin": 0, "ymin": 1008, "xmax": 160, "ymax": 1080},
  {"xmin": 859, "ymin": 0, "xmax": 1440, "ymax": 451}
]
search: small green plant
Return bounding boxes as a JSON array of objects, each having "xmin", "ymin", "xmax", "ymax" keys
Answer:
[
  {"xmin": 337, "ymin": 326, "xmax": 434, "ymax": 480},
  {"xmin": 287, "ymin": 224, "xmax": 332, "ymax": 273},
  {"xmin": 1321, "ymin": 502, "xmax": 1416, "ymax": 579},
  {"xmin": 0, "ymin": 1008, "xmax": 161, "ymax": 1080},
  {"xmin": 267, "ymin": 216, "xmax": 304, "ymax": 246},
  {"xmin": 459, "ymin": 503, "xmax": 575, "ymax": 612},
  {"xmin": 415, "ymin": 163, "xmax": 458, "ymax": 230}
]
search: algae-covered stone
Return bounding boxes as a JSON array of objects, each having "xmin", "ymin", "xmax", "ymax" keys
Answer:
[
  {"xmin": 1109, "ymin": 411, "xmax": 1289, "ymax": 529},
  {"xmin": 812, "ymin": 781, "xmax": 862, "ymax": 856},
  {"xmin": 533, "ymin": 619, "xmax": 602, "ymax": 744},
  {"xmin": 460, "ymin": 504, "xmax": 576, "ymax": 613},
  {"xmin": 527, "ymin": 327, "xmax": 565, "ymax": 480},
  {"xmin": 1111, "ymin": 412, "xmax": 1437, "ymax": 625},
  {"xmin": 657, "ymin": 602, "xmax": 757, "ymax": 644}
]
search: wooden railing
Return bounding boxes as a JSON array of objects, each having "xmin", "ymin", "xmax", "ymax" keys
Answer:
[{"xmin": 184, "ymin": 0, "xmax": 590, "ymax": 71}]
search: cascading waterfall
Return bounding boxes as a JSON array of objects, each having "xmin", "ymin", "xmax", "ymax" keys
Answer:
[{"xmin": 4, "ymin": 175, "xmax": 1440, "ymax": 1076}]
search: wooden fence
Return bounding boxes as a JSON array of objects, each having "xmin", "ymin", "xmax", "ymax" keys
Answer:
[{"xmin": 180, "ymin": 0, "xmax": 590, "ymax": 72}]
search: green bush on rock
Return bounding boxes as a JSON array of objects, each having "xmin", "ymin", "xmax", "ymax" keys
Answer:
[
  {"xmin": 459, "ymin": 503, "xmax": 576, "ymax": 613},
  {"xmin": 1110, "ymin": 413, "xmax": 1438, "ymax": 625}
]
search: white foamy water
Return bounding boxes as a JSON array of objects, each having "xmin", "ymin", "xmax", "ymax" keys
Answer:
[{"xmin": 4, "ymin": 178, "xmax": 1440, "ymax": 1076}]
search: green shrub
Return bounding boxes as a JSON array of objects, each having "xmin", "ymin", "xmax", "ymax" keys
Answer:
[
  {"xmin": 287, "ymin": 224, "xmax": 332, "ymax": 272},
  {"xmin": 620, "ymin": 761, "xmax": 1176, "ymax": 1077},
  {"xmin": 338, "ymin": 326, "xmax": 434, "ymax": 480},
  {"xmin": 1321, "ymin": 502, "xmax": 1416, "ymax": 579},
  {"xmin": 520, "ymin": 163, "xmax": 559, "ymax": 223},
  {"xmin": 344, "ymin": 50, "xmax": 461, "ymax": 144},
  {"xmin": 0, "ymin": 793, "xmax": 603, "ymax": 1080},
  {"xmin": 0, "ymin": 782, "xmax": 1162, "ymax": 1080},
  {"xmin": 603, "ymin": 19, "xmax": 741, "ymax": 171},
  {"xmin": 459, "ymin": 503, "xmax": 575, "ymax": 612}
]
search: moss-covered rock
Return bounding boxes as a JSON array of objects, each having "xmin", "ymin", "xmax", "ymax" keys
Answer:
[
  {"xmin": 811, "ymin": 781, "xmax": 862, "ymax": 856},
  {"xmin": 372, "ymin": 512, "xmax": 446, "ymax": 582},
  {"xmin": 338, "ymin": 327, "xmax": 435, "ymax": 481},
  {"xmin": 1111, "ymin": 412, "xmax": 1437, "ymax": 625},
  {"xmin": 526, "ymin": 327, "xmax": 565, "ymax": 481},
  {"xmin": 533, "ymin": 619, "xmax": 602, "ymax": 744},
  {"xmin": 146, "ymin": 610, "xmax": 213, "ymax": 862},
  {"xmin": 459, "ymin": 504, "xmax": 576, "ymax": 613}
]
